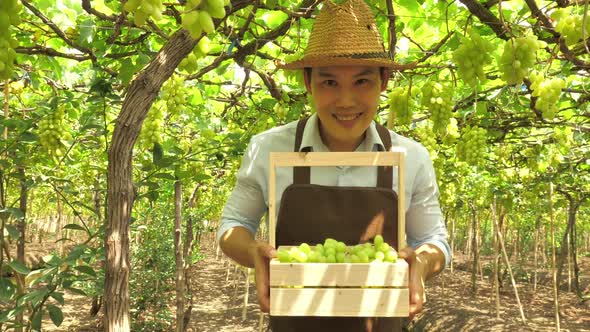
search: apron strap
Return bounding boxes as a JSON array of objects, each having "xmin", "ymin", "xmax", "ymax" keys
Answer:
[
  {"xmin": 375, "ymin": 123, "xmax": 393, "ymax": 189},
  {"xmin": 293, "ymin": 118, "xmax": 394, "ymax": 188},
  {"xmin": 293, "ymin": 117, "xmax": 311, "ymax": 184}
]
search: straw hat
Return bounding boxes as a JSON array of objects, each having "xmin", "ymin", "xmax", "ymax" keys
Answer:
[{"xmin": 278, "ymin": 0, "xmax": 407, "ymax": 70}]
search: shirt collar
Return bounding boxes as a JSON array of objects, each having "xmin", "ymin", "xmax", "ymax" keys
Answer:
[{"xmin": 299, "ymin": 113, "xmax": 387, "ymax": 152}]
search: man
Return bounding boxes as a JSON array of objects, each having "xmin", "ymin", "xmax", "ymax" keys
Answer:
[{"xmin": 217, "ymin": 0, "xmax": 450, "ymax": 331}]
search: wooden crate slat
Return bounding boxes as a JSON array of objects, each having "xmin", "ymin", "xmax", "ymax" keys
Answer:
[
  {"xmin": 270, "ymin": 288, "xmax": 409, "ymax": 317},
  {"xmin": 269, "ymin": 259, "xmax": 408, "ymax": 287}
]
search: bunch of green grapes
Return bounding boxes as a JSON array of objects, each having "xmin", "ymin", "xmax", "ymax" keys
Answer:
[
  {"xmin": 529, "ymin": 71, "xmax": 565, "ymax": 120},
  {"xmin": 456, "ymin": 125, "xmax": 487, "ymax": 166},
  {"xmin": 179, "ymin": 36, "xmax": 211, "ymax": 72},
  {"xmin": 0, "ymin": 0, "xmax": 21, "ymax": 80},
  {"xmin": 553, "ymin": 126, "xmax": 572, "ymax": 154},
  {"xmin": 442, "ymin": 117, "xmax": 460, "ymax": 146},
  {"xmin": 139, "ymin": 105, "xmax": 164, "ymax": 149},
  {"xmin": 38, "ymin": 105, "xmax": 71, "ymax": 157},
  {"xmin": 182, "ymin": 0, "xmax": 229, "ymax": 38},
  {"xmin": 421, "ymin": 82, "xmax": 454, "ymax": 135},
  {"xmin": 414, "ymin": 124, "xmax": 438, "ymax": 159},
  {"xmin": 124, "ymin": 0, "xmax": 165, "ymax": 26},
  {"xmin": 277, "ymin": 236, "xmax": 398, "ymax": 264},
  {"xmin": 388, "ymin": 86, "xmax": 417, "ymax": 126},
  {"xmin": 499, "ymin": 35, "xmax": 547, "ymax": 84},
  {"xmin": 452, "ymin": 29, "xmax": 494, "ymax": 87},
  {"xmin": 552, "ymin": 9, "xmax": 590, "ymax": 46},
  {"xmin": 161, "ymin": 75, "xmax": 185, "ymax": 116}
]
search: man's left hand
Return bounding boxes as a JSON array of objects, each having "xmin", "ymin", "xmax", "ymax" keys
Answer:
[{"xmin": 398, "ymin": 246, "xmax": 427, "ymax": 320}]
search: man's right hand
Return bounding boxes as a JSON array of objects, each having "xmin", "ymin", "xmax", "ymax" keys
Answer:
[{"xmin": 247, "ymin": 241, "xmax": 277, "ymax": 313}]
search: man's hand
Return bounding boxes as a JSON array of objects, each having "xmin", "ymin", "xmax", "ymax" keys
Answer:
[
  {"xmin": 248, "ymin": 241, "xmax": 277, "ymax": 313},
  {"xmin": 398, "ymin": 246, "xmax": 426, "ymax": 320}
]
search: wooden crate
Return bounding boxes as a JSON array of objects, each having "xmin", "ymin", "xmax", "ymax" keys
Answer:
[{"xmin": 268, "ymin": 151, "xmax": 409, "ymax": 317}]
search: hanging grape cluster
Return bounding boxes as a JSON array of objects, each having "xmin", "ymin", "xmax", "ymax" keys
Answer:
[
  {"xmin": 161, "ymin": 75, "xmax": 186, "ymax": 117},
  {"xmin": 182, "ymin": 0, "xmax": 229, "ymax": 39},
  {"xmin": 550, "ymin": 126, "xmax": 573, "ymax": 159},
  {"xmin": 38, "ymin": 105, "xmax": 71, "ymax": 157},
  {"xmin": 179, "ymin": 36, "xmax": 211, "ymax": 72},
  {"xmin": 124, "ymin": 0, "xmax": 165, "ymax": 26},
  {"xmin": 388, "ymin": 86, "xmax": 417, "ymax": 126},
  {"xmin": 139, "ymin": 105, "xmax": 164, "ymax": 149},
  {"xmin": 552, "ymin": 9, "xmax": 590, "ymax": 46},
  {"xmin": 499, "ymin": 35, "xmax": 546, "ymax": 84},
  {"xmin": 277, "ymin": 236, "xmax": 398, "ymax": 264},
  {"xmin": 414, "ymin": 124, "xmax": 438, "ymax": 159},
  {"xmin": 0, "ymin": 0, "xmax": 20, "ymax": 80},
  {"xmin": 456, "ymin": 126, "xmax": 487, "ymax": 166},
  {"xmin": 452, "ymin": 29, "xmax": 494, "ymax": 87},
  {"xmin": 421, "ymin": 82, "xmax": 454, "ymax": 135},
  {"xmin": 529, "ymin": 71, "xmax": 565, "ymax": 120}
]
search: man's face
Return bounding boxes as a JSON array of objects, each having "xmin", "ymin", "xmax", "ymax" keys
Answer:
[{"xmin": 305, "ymin": 66, "xmax": 388, "ymax": 151}]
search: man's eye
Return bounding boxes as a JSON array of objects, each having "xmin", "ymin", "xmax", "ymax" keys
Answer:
[
  {"xmin": 356, "ymin": 79, "xmax": 370, "ymax": 86},
  {"xmin": 322, "ymin": 80, "xmax": 337, "ymax": 87}
]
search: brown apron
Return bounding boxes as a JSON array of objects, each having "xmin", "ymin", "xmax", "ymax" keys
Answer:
[{"xmin": 269, "ymin": 117, "xmax": 403, "ymax": 332}]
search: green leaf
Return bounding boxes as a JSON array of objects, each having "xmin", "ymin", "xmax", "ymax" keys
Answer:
[
  {"xmin": 8, "ymin": 260, "xmax": 30, "ymax": 275},
  {"xmin": 153, "ymin": 172, "xmax": 176, "ymax": 180},
  {"xmin": 0, "ymin": 278, "xmax": 16, "ymax": 301},
  {"xmin": 78, "ymin": 19, "xmax": 94, "ymax": 47},
  {"xmin": 31, "ymin": 310, "xmax": 42, "ymax": 331},
  {"xmin": 65, "ymin": 287, "xmax": 88, "ymax": 296},
  {"xmin": 74, "ymin": 265, "xmax": 97, "ymax": 277},
  {"xmin": 20, "ymin": 131, "xmax": 39, "ymax": 143},
  {"xmin": 47, "ymin": 304, "xmax": 64, "ymax": 327},
  {"xmin": 50, "ymin": 292, "xmax": 65, "ymax": 305},
  {"xmin": 0, "ymin": 207, "xmax": 24, "ymax": 219},
  {"xmin": 397, "ymin": 0, "xmax": 420, "ymax": 12},
  {"xmin": 63, "ymin": 223, "xmax": 87, "ymax": 231},
  {"xmin": 42, "ymin": 254, "xmax": 62, "ymax": 267},
  {"xmin": 5, "ymin": 224, "xmax": 20, "ymax": 240},
  {"xmin": 19, "ymin": 288, "xmax": 49, "ymax": 307},
  {"xmin": 152, "ymin": 142, "xmax": 164, "ymax": 165}
]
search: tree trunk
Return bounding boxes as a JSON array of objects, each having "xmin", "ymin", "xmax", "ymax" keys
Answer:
[
  {"xmin": 491, "ymin": 198, "xmax": 500, "ymax": 319},
  {"xmin": 470, "ymin": 202, "xmax": 478, "ymax": 296},
  {"xmin": 549, "ymin": 183, "xmax": 561, "ymax": 331},
  {"xmin": 16, "ymin": 167, "xmax": 27, "ymax": 332},
  {"xmin": 569, "ymin": 216, "xmax": 582, "ymax": 298},
  {"xmin": 493, "ymin": 209, "xmax": 527, "ymax": 325},
  {"xmin": 174, "ymin": 181, "xmax": 185, "ymax": 332},
  {"xmin": 56, "ymin": 191, "xmax": 63, "ymax": 254},
  {"xmin": 182, "ymin": 185, "xmax": 199, "ymax": 331},
  {"xmin": 533, "ymin": 217, "xmax": 540, "ymax": 293},
  {"xmin": 104, "ymin": 29, "xmax": 197, "ymax": 331},
  {"xmin": 450, "ymin": 212, "xmax": 455, "ymax": 273}
]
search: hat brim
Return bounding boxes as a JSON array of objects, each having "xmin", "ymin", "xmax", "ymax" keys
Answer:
[{"xmin": 277, "ymin": 56, "xmax": 413, "ymax": 70}]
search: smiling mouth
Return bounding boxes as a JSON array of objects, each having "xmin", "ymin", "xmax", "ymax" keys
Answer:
[{"xmin": 333, "ymin": 113, "xmax": 362, "ymax": 121}]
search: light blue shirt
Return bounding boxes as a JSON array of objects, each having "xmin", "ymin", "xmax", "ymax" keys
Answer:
[{"xmin": 217, "ymin": 113, "xmax": 451, "ymax": 266}]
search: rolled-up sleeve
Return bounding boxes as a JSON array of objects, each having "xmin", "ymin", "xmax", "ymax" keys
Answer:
[
  {"xmin": 217, "ymin": 139, "xmax": 267, "ymax": 242},
  {"xmin": 406, "ymin": 147, "xmax": 452, "ymax": 267}
]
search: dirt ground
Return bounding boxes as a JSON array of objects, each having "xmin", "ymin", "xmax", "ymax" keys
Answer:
[{"xmin": 5, "ymin": 237, "xmax": 590, "ymax": 331}]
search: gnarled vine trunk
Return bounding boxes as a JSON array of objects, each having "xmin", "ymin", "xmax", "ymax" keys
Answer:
[{"xmin": 105, "ymin": 29, "xmax": 197, "ymax": 331}]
